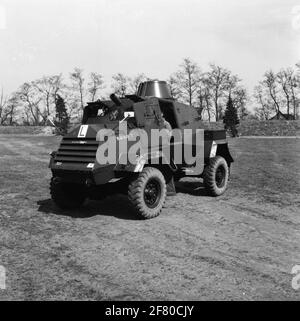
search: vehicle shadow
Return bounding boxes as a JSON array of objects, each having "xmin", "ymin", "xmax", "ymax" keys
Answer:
[
  {"xmin": 37, "ymin": 180, "xmax": 208, "ymax": 220},
  {"xmin": 37, "ymin": 195, "xmax": 141, "ymax": 221},
  {"xmin": 175, "ymin": 180, "xmax": 208, "ymax": 196}
]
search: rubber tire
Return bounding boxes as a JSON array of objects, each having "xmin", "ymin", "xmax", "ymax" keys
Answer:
[
  {"xmin": 50, "ymin": 177, "xmax": 86, "ymax": 209},
  {"xmin": 203, "ymin": 156, "xmax": 229, "ymax": 196},
  {"xmin": 128, "ymin": 167, "xmax": 167, "ymax": 219}
]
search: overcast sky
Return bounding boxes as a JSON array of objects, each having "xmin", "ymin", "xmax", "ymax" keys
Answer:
[{"xmin": 0, "ymin": 0, "xmax": 299, "ymax": 96}]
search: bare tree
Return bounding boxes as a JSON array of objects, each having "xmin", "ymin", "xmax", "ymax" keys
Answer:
[
  {"xmin": 88, "ymin": 72, "xmax": 104, "ymax": 101},
  {"xmin": 290, "ymin": 63, "xmax": 300, "ymax": 119},
  {"xmin": 111, "ymin": 73, "xmax": 131, "ymax": 96},
  {"xmin": 167, "ymin": 75, "xmax": 181, "ymax": 100},
  {"xmin": 203, "ymin": 87, "xmax": 214, "ymax": 122},
  {"xmin": 231, "ymin": 86, "xmax": 248, "ymax": 120},
  {"xmin": 277, "ymin": 68, "xmax": 293, "ymax": 116},
  {"xmin": 0, "ymin": 88, "xmax": 9, "ymax": 124},
  {"xmin": 171, "ymin": 58, "xmax": 201, "ymax": 107},
  {"xmin": 261, "ymin": 70, "xmax": 281, "ymax": 117},
  {"xmin": 130, "ymin": 73, "xmax": 148, "ymax": 94},
  {"xmin": 70, "ymin": 68, "xmax": 85, "ymax": 110},
  {"xmin": 7, "ymin": 93, "xmax": 19, "ymax": 124},
  {"xmin": 289, "ymin": 75, "xmax": 299, "ymax": 119},
  {"xmin": 18, "ymin": 82, "xmax": 44, "ymax": 125},
  {"xmin": 253, "ymin": 85, "xmax": 273, "ymax": 120},
  {"xmin": 33, "ymin": 74, "xmax": 63, "ymax": 118},
  {"xmin": 197, "ymin": 86, "xmax": 205, "ymax": 117},
  {"xmin": 197, "ymin": 74, "xmax": 217, "ymax": 122},
  {"xmin": 206, "ymin": 64, "xmax": 233, "ymax": 121},
  {"xmin": 196, "ymin": 81, "xmax": 211, "ymax": 120}
]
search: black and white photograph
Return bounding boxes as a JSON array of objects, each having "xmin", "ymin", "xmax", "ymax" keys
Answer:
[{"xmin": 0, "ymin": 0, "xmax": 299, "ymax": 306}]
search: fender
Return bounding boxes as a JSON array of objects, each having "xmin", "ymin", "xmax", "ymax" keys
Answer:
[
  {"xmin": 114, "ymin": 150, "xmax": 177, "ymax": 173},
  {"xmin": 216, "ymin": 142, "xmax": 234, "ymax": 164},
  {"xmin": 205, "ymin": 140, "xmax": 233, "ymax": 164}
]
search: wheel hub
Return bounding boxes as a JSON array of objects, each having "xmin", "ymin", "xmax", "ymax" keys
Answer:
[
  {"xmin": 144, "ymin": 179, "xmax": 161, "ymax": 208},
  {"xmin": 215, "ymin": 165, "xmax": 226, "ymax": 188}
]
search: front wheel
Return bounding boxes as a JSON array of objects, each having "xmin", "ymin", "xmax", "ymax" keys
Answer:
[
  {"xmin": 203, "ymin": 156, "xmax": 229, "ymax": 196},
  {"xmin": 128, "ymin": 167, "xmax": 167, "ymax": 219},
  {"xmin": 50, "ymin": 177, "xmax": 86, "ymax": 209}
]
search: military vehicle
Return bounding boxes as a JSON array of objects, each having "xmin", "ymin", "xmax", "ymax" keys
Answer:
[{"xmin": 49, "ymin": 80, "xmax": 233, "ymax": 219}]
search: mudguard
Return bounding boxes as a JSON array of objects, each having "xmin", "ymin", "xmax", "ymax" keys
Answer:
[{"xmin": 114, "ymin": 150, "xmax": 177, "ymax": 173}]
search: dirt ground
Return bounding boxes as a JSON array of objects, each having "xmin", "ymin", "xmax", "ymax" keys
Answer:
[{"xmin": 0, "ymin": 135, "xmax": 299, "ymax": 300}]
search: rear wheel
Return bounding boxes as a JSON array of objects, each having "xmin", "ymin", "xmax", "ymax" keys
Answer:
[
  {"xmin": 203, "ymin": 156, "xmax": 229, "ymax": 196},
  {"xmin": 128, "ymin": 167, "xmax": 166, "ymax": 219},
  {"xmin": 50, "ymin": 177, "xmax": 86, "ymax": 209}
]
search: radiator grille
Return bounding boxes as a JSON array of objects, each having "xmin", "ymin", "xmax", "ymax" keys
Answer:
[{"xmin": 55, "ymin": 137, "xmax": 98, "ymax": 164}]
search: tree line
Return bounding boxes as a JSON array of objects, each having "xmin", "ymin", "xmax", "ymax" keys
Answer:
[
  {"xmin": 254, "ymin": 64, "xmax": 300, "ymax": 120},
  {"xmin": 0, "ymin": 59, "xmax": 299, "ymax": 126}
]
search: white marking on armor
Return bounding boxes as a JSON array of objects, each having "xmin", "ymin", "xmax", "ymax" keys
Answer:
[
  {"xmin": 78, "ymin": 125, "xmax": 89, "ymax": 138},
  {"xmin": 108, "ymin": 178, "xmax": 122, "ymax": 183},
  {"xmin": 210, "ymin": 141, "xmax": 217, "ymax": 158}
]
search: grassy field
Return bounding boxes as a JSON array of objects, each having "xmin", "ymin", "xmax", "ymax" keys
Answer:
[
  {"xmin": 203, "ymin": 120, "xmax": 300, "ymax": 136},
  {"xmin": 0, "ymin": 135, "xmax": 299, "ymax": 300},
  {"xmin": 0, "ymin": 120, "xmax": 299, "ymax": 136},
  {"xmin": 0, "ymin": 126, "xmax": 55, "ymax": 135}
]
